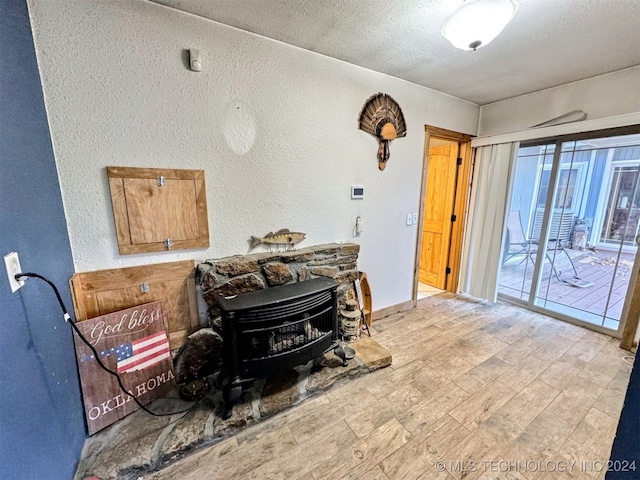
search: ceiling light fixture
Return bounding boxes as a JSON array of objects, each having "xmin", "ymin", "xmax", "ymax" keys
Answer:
[{"xmin": 442, "ymin": 0, "xmax": 519, "ymax": 51}]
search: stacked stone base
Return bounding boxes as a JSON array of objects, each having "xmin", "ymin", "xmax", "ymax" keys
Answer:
[{"xmin": 196, "ymin": 242, "xmax": 361, "ymax": 327}]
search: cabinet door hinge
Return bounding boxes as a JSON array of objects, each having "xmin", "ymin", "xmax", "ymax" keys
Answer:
[
  {"xmin": 445, "ymin": 267, "xmax": 451, "ymax": 274},
  {"xmin": 456, "ymin": 157, "xmax": 462, "ymax": 166},
  {"xmin": 451, "ymin": 214, "xmax": 457, "ymax": 222}
]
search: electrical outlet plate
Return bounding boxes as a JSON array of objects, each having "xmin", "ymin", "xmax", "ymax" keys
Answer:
[
  {"xmin": 4, "ymin": 252, "xmax": 25, "ymax": 293},
  {"xmin": 406, "ymin": 213, "xmax": 412, "ymax": 226},
  {"xmin": 412, "ymin": 213, "xmax": 418, "ymax": 224}
]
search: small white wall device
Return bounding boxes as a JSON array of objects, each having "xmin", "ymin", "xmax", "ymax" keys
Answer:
[
  {"xmin": 355, "ymin": 216, "xmax": 363, "ymax": 235},
  {"xmin": 351, "ymin": 185, "xmax": 364, "ymax": 199},
  {"xmin": 189, "ymin": 48, "xmax": 202, "ymax": 72},
  {"xmin": 352, "ymin": 216, "xmax": 363, "ymax": 238}
]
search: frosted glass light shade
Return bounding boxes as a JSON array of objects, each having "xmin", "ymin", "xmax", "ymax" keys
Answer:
[{"xmin": 442, "ymin": 0, "xmax": 519, "ymax": 50}]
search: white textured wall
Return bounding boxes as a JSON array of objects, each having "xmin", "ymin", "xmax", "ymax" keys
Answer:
[
  {"xmin": 27, "ymin": 0, "xmax": 479, "ymax": 312},
  {"xmin": 478, "ymin": 66, "xmax": 640, "ymax": 136}
]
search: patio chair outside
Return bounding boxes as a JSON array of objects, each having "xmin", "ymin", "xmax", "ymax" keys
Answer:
[
  {"xmin": 503, "ymin": 210, "xmax": 537, "ymax": 265},
  {"xmin": 503, "ymin": 211, "xmax": 593, "ymax": 288}
]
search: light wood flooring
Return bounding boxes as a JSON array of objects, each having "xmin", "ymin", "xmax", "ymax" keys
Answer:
[{"xmin": 148, "ymin": 292, "xmax": 633, "ymax": 480}]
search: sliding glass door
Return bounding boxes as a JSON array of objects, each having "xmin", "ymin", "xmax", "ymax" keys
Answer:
[{"xmin": 498, "ymin": 133, "xmax": 640, "ymax": 333}]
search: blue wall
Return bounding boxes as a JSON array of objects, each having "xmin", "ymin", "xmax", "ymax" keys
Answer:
[{"xmin": 0, "ymin": 1, "xmax": 86, "ymax": 478}]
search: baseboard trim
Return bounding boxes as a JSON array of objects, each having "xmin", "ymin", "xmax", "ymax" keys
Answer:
[{"xmin": 372, "ymin": 300, "xmax": 414, "ymax": 321}]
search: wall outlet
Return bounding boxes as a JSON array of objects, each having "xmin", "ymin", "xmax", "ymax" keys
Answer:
[
  {"xmin": 4, "ymin": 252, "xmax": 25, "ymax": 293},
  {"xmin": 412, "ymin": 213, "xmax": 418, "ymax": 224},
  {"xmin": 406, "ymin": 213, "xmax": 412, "ymax": 226}
]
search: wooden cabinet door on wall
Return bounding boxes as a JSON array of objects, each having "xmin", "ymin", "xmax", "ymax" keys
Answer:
[
  {"xmin": 70, "ymin": 260, "xmax": 199, "ymax": 349},
  {"xmin": 107, "ymin": 167, "xmax": 209, "ymax": 255}
]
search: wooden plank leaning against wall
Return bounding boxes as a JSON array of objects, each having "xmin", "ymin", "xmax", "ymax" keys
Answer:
[
  {"xmin": 70, "ymin": 260, "xmax": 199, "ymax": 350},
  {"xmin": 413, "ymin": 126, "xmax": 473, "ymax": 305}
]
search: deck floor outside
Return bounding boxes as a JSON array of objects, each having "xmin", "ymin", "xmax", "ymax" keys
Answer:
[{"xmin": 498, "ymin": 247, "xmax": 636, "ymax": 330}]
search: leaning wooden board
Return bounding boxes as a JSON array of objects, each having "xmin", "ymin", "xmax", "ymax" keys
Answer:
[
  {"xmin": 358, "ymin": 272, "xmax": 372, "ymax": 328},
  {"xmin": 70, "ymin": 260, "xmax": 199, "ymax": 350}
]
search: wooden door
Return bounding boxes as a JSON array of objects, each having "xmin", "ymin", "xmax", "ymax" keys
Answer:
[{"xmin": 419, "ymin": 144, "xmax": 458, "ymax": 288}]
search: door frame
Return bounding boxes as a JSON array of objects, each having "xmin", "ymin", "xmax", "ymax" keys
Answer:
[
  {"xmin": 620, "ymin": 237, "xmax": 640, "ymax": 350},
  {"xmin": 413, "ymin": 126, "xmax": 473, "ymax": 305}
]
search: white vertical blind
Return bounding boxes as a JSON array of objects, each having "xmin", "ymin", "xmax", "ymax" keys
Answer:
[{"xmin": 459, "ymin": 142, "xmax": 519, "ymax": 301}]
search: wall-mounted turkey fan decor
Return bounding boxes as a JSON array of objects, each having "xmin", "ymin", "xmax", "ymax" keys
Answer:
[{"xmin": 358, "ymin": 93, "xmax": 407, "ymax": 170}]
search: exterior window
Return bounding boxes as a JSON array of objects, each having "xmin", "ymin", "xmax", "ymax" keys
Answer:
[
  {"xmin": 600, "ymin": 163, "xmax": 640, "ymax": 246},
  {"xmin": 536, "ymin": 167, "xmax": 580, "ymax": 210}
]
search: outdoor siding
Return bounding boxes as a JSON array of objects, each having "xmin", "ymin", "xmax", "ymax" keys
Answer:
[
  {"xmin": 566, "ymin": 150, "xmax": 591, "ymax": 162},
  {"xmin": 613, "ymin": 145, "xmax": 640, "ymax": 161},
  {"xmin": 511, "ymin": 152, "xmax": 545, "ymax": 235},
  {"xmin": 584, "ymin": 150, "xmax": 608, "ymax": 231}
]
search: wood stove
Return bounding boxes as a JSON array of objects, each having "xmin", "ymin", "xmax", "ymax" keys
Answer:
[{"xmin": 217, "ymin": 277, "xmax": 338, "ymax": 418}]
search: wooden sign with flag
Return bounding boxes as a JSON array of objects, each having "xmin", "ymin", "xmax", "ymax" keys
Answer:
[{"xmin": 72, "ymin": 301, "xmax": 176, "ymax": 434}]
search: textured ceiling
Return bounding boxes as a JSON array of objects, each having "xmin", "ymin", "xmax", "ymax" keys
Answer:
[{"xmin": 150, "ymin": 0, "xmax": 640, "ymax": 105}]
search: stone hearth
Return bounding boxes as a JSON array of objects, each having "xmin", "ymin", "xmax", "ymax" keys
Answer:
[
  {"xmin": 75, "ymin": 243, "xmax": 381, "ymax": 479},
  {"xmin": 196, "ymin": 243, "xmax": 361, "ymax": 328},
  {"xmin": 74, "ymin": 337, "xmax": 391, "ymax": 480}
]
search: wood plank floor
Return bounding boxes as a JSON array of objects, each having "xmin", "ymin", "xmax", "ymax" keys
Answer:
[{"xmin": 148, "ymin": 293, "xmax": 633, "ymax": 480}]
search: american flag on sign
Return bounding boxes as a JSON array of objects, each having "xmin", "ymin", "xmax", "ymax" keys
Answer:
[{"xmin": 113, "ymin": 331, "xmax": 171, "ymax": 373}]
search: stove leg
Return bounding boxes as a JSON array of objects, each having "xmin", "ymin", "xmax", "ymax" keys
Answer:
[
  {"xmin": 222, "ymin": 383, "xmax": 242, "ymax": 420},
  {"xmin": 214, "ymin": 370, "xmax": 225, "ymax": 389},
  {"xmin": 333, "ymin": 344, "xmax": 348, "ymax": 367}
]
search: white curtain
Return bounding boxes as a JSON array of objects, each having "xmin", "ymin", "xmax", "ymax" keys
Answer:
[{"xmin": 459, "ymin": 142, "xmax": 519, "ymax": 302}]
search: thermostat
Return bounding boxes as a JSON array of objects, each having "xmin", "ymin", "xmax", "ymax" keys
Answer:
[{"xmin": 351, "ymin": 185, "xmax": 364, "ymax": 199}]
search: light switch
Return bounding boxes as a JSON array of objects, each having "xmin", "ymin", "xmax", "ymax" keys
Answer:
[{"xmin": 406, "ymin": 214, "xmax": 412, "ymax": 226}]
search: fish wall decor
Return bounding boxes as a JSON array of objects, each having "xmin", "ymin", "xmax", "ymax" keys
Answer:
[
  {"xmin": 250, "ymin": 229, "xmax": 306, "ymax": 251},
  {"xmin": 358, "ymin": 93, "xmax": 407, "ymax": 170}
]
